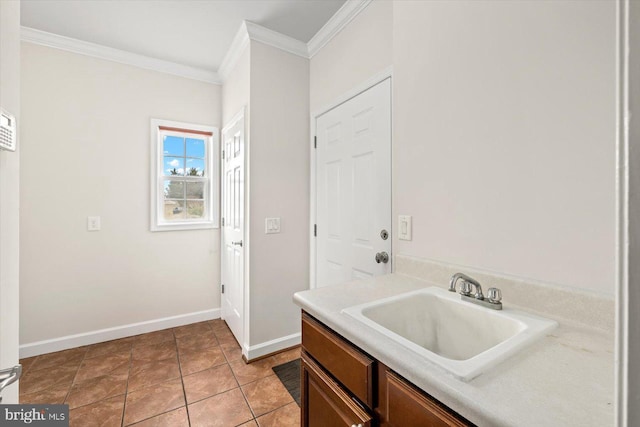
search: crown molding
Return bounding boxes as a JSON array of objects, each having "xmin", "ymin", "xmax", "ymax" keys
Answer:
[
  {"xmin": 218, "ymin": 21, "xmax": 250, "ymax": 82},
  {"xmin": 21, "ymin": 27, "xmax": 221, "ymax": 85},
  {"xmin": 245, "ymin": 21, "xmax": 309, "ymax": 59},
  {"xmin": 307, "ymin": 0, "xmax": 372, "ymax": 58}
]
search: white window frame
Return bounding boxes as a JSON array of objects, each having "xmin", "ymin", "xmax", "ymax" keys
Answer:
[{"xmin": 150, "ymin": 118, "xmax": 219, "ymax": 231}]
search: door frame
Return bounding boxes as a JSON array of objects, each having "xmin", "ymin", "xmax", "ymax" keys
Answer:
[
  {"xmin": 309, "ymin": 66, "xmax": 393, "ymax": 289},
  {"xmin": 220, "ymin": 107, "xmax": 250, "ymax": 356}
]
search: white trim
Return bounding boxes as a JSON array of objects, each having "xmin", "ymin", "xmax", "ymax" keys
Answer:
[
  {"xmin": 244, "ymin": 333, "xmax": 301, "ymax": 361},
  {"xmin": 220, "ymin": 107, "xmax": 247, "ymax": 357},
  {"xmin": 307, "ymin": 0, "xmax": 372, "ymax": 58},
  {"xmin": 310, "ymin": 67, "xmax": 393, "ymax": 289},
  {"xmin": 150, "ymin": 118, "xmax": 219, "ymax": 232},
  {"xmin": 21, "ymin": 27, "xmax": 221, "ymax": 84},
  {"xmin": 616, "ymin": 0, "xmax": 631, "ymax": 425},
  {"xmin": 245, "ymin": 21, "xmax": 308, "ymax": 59},
  {"xmin": 19, "ymin": 309, "xmax": 220, "ymax": 358},
  {"xmin": 218, "ymin": 22, "xmax": 250, "ymax": 82}
]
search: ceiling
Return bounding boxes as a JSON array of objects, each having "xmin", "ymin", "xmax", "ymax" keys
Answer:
[{"xmin": 20, "ymin": 0, "xmax": 346, "ymax": 72}]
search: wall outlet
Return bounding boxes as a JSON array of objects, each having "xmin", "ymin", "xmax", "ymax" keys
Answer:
[
  {"xmin": 398, "ymin": 215, "xmax": 412, "ymax": 240},
  {"xmin": 87, "ymin": 216, "xmax": 101, "ymax": 231},
  {"xmin": 265, "ymin": 217, "xmax": 281, "ymax": 234}
]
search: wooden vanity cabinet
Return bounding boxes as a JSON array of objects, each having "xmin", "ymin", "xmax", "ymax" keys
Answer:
[{"xmin": 301, "ymin": 311, "xmax": 474, "ymax": 427}]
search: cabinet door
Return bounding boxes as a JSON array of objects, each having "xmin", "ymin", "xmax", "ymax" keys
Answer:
[
  {"xmin": 301, "ymin": 353, "xmax": 373, "ymax": 427},
  {"xmin": 381, "ymin": 370, "xmax": 472, "ymax": 427}
]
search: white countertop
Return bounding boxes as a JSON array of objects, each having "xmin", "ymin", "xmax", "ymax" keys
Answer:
[{"xmin": 294, "ymin": 273, "xmax": 614, "ymax": 427}]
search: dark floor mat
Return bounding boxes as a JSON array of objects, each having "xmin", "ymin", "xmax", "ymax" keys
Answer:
[{"xmin": 272, "ymin": 358, "xmax": 301, "ymax": 406}]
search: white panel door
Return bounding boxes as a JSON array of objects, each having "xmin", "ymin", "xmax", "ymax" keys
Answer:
[
  {"xmin": 316, "ymin": 78, "xmax": 392, "ymax": 287},
  {"xmin": 221, "ymin": 111, "xmax": 245, "ymax": 347}
]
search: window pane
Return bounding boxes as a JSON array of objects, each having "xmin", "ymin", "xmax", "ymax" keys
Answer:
[
  {"xmin": 164, "ymin": 180, "xmax": 184, "ymax": 199},
  {"xmin": 186, "ymin": 158, "xmax": 205, "ymax": 176},
  {"xmin": 186, "ymin": 200, "xmax": 205, "ymax": 219},
  {"xmin": 164, "ymin": 156, "xmax": 185, "ymax": 176},
  {"xmin": 186, "ymin": 181, "xmax": 204, "ymax": 199},
  {"xmin": 186, "ymin": 138, "xmax": 205, "ymax": 158},
  {"xmin": 163, "ymin": 200, "xmax": 185, "ymax": 221},
  {"xmin": 163, "ymin": 135, "xmax": 184, "ymax": 156}
]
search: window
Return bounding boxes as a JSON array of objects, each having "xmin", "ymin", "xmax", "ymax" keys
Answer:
[{"xmin": 150, "ymin": 119, "xmax": 218, "ymax": 231}]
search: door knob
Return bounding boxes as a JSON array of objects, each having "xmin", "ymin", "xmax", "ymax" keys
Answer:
[
  {"xmin": 232, "ymin": 240, "xmax": 243, "ymax": 247},
  {"xmin": 0, "ymin": 365, "xmax": 22, "ymax": 403},
  {"xmin": 375, "ymin": 251, "xmax": 389, "ymax": 264}
]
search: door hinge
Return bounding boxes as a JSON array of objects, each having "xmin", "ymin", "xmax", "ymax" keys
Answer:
[
  {"xmin": 314, "ymin": 224, "xmax": 317, "ymax": 237},
  {"xmin": 221, "ymin": 217, "xmax": 225, "ymax": 226},
  {"xmin": 314, "ymin": 136, "xmax": 317, "ymax": 149},
  {"xmin": 221, "ymin": 284, "xmax": 225, "ymax": 294},
  {"xmin": 222, "ymin": 150, "xmax": 225, "ymax": 159}
]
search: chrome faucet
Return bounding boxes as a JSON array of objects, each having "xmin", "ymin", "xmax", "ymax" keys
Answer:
[{"xmin": 449, "ymin": 273, "xmax": 502, "ymax": 310}]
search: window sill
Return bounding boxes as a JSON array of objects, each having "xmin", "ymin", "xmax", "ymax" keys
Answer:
[{"xmin": 151, "ymin": 221, "xmax": 218, "ymax": 232}]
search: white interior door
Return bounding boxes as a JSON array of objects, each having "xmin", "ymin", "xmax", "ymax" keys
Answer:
[
  {"xmin": 316, "ymin": 78, "xmax": 392, "ymax": 288},
  {"xmin": 221, "ymin": 111, "xmax": 245, "ymax": 347}
]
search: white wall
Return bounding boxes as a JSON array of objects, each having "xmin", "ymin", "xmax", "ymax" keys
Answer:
[
  {"xmin": 392, "ymin": 1, "xmax": 616, "ymax": 295},
  {"xmin": 20, "ymin": 43, "xmax": 222, "ymax": 346},
  {"xmin": 0, "ymin": 0, "xmax": 21, "ymax": 403},
  {"xmin": 248, "ymin": 41, "xmax": 310, "ymax": 348},
  {"xmin": 222, "ymin": 46, "xmax": 250, "ymax": 126},
  {"xmin": 310, "ymin": 0, "xmax": 392, "ymax": 112}
]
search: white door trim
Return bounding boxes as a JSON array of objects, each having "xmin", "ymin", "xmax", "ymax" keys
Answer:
[
  {"xmin": 616, "ymin": 0, "xmax": 637, "ymax": 425},
  {"xmin": 309, "ymin": 66, "xmax": 393, "ymax": 289},
  {"xmin": 220, "ymin": 107, "xmax": 249, "ymax": 356}
]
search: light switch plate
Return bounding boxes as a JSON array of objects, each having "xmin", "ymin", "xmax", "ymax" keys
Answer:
[
  {"xmin": 265, "ymin": 217, "xmax": 281, "ymax": 234},
  {"xmin": 87, "ymin": 216, "xmax": 101, "ymax": 231},
  {"xmin": 398, "ymin": 215, "xmax": 412, "ymax": 240}
]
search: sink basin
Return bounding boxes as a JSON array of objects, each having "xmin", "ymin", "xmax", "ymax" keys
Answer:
[{"xmin": 341, "ymin": 287, "xmax": 557, "ymax": 381}]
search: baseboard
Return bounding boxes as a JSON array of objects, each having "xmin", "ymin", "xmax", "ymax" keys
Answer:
[
  {"xmin": 244, "ymin": 332, "xmax": 301, "ymax": 361},
  {"xmin": 19, "ymin": 308, "xmax": 221, "ymax": 358}
]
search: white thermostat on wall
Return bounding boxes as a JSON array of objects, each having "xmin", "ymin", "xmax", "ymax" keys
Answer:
[{"xmin": 0, "ymin": 110, "xmax": 17, "ymax": 152}]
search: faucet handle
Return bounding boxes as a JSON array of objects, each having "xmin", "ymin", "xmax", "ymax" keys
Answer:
[
  {"xmin": 460, "ymin": 280, "xmax": 472, "ymax": 296},
  {"xmin": 487, "ymin": 288, "xmax": 502, "ymax": 304}
]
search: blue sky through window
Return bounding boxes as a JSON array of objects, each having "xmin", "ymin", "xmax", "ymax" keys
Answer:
[{"xmin": 163, "ymin": 135, "xmax": 205, "ymax": 176}]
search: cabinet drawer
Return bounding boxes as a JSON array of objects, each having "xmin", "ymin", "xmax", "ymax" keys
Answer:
[
  {"xmin": 302, "ymin": 312, "xmax": 374, "ymax": 408},
  {"xmin": 384, "ymin": 371, "xmax": 471, "ymax": 427},
  {"xmin": 302, "ymin": 353, "xmax": 373, "ymax": 427}
]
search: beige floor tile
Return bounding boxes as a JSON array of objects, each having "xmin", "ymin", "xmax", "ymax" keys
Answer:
[
  {"xmin": 85, "ymin": 339, "xmax": 133, "ymax": 359},
  {"xmin": 69, "ymin": 394, "xmax": 125, "ymax": 427},
  {"xmin": 176, "ymin": 331, "xmax": 219, "ymax": 352},
  {"xmin": 256, "ymin": 402, "xmax": 300, "ymax": 427},
  {"xmin": 242, "ymin": 375, "xmax": 294, "ymax": 417},
  {"xmin": 132, "ymin": 340, "xmax": 177, "ymax": 362},
  {"xmin": 173, "ymin": 321, "xmax": 212, "ymax": 338},
  {"xmin": 123, "ymin": 378, "xmax": 185, "ymax": 426},
  {"xmin": 189, "ymin": 388, "xmax": 253, "ymax": 427},
  {"xmin": 20, "ymin": 364, "xmax": 78, "ymax": 395},
  {"xmin": 20, "ymin": 382, "xmax": 70, "ymax": 404},
  {"xmin": 19, "ymin": 356, "xmax": 37, "ymax": 375},
  {"xmin": 128, "ymin": 407, "xmax": 189, "ymax": 427},
  {"xmin": 183, "ymin": 363, "xmax": 238, "ymax": 403},
  {"xmin": 66, "ymin": 374, "xmax": 127, "ymax": 409},
  {"xmin": 128, "ymin": 357, "xmax": 181, "ymax": 392},
  {"xmin": 29, "ymin": 347, "xmax": 87, "ymax": 372},
  {"xmin": 75, "ymin": 353, "xmax": 130, "ymax": 383},
  {"xmin": 272, "ymin": 347, "xmax": 301, "ymax": 365},
  {"xmin": 229, "ymin": 357, "xmax": 277, "ymax": 385},
  {"xmin": 179, "ymin": 346, "xmax": 226, "ymax": 375},
  {"xmin": 133, "ymin": 329, "xmax": 174, "ymax": 347}
]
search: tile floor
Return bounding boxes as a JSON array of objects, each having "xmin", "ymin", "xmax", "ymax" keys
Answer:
[{"xmin": 18, "ymin": 319, "xmax": 301, "ymax": 427}]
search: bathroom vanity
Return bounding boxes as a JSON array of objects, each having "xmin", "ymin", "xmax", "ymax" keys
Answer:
[
  {"xmin": 301, "ymin": 311, "xmax": 471, "ymax": 426},
  {"xmin": 294, "ymin": 256, "xmax": 615, "ymax": 427}
]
